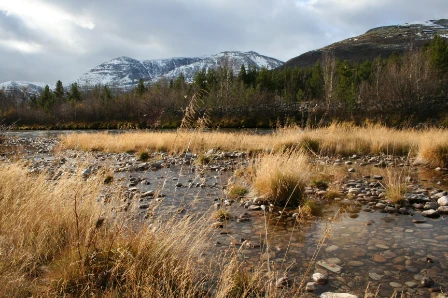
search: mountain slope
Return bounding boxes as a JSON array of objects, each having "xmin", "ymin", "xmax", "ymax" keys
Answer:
[
  {"xmin": 0, "ymin": 81, "xmax": 54, "ymax": 96},
  {"xmin": 77, "ymin": 51, "xmax": 284, "ymax": 89},
  {"xmin": 282, "ymin": 19, "xmax": 448, "ymax": 69}
]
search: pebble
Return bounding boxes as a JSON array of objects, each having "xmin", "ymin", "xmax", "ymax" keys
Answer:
[{"xmin": 306, "ymin": 282, "xmax": 317, "ymax": 291}]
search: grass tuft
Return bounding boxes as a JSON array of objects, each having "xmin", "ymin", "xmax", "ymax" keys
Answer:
[
  {"xmin": 253, "ymin": 151, "xmax": 309, "ymax": 207},
  {"xmin": 227, "ymin": 184, "xmax": 248, "ymax": 200}
]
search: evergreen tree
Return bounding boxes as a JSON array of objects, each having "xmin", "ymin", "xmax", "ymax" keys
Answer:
[
  {"xmin": 38, "ymin": 85, "xmax": 55, "ymax": 111},
  {"xmin": 136, "ymin": 79, "xmax": 147, "ymax": 96},
  {"xmin": 194, "ymin": 68, "xmax": 207, "ymax": 90},
  {"xmin": 336, "ymin": 60, "xmax": 357, "ymax": 110},
  {"xmin": 54, "ymin": 80, "xmax": 65, "ymax": 102},
  {"xmin": 428, "ymin": 35, "xmax": 448, "ymax": 75},
  {"xmin": 68, "ymin": 83, "xmax": 82, "ymax": 103},
  {"xmin": 100, "ymin": 85, "xmax": 113, "ymax": 105},
  {"xmin": 307, "ymin": 62, "xmax": 324, "ymax": 99},
  {"xmin": 174, "ymin": 73, "xmax": 186, "ymax": 90},
  {"xmin": 238, "ymin": 64, "xmax": 247, "ymax": 84}
]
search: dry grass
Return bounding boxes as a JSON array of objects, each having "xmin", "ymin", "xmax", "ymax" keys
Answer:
[
  {"xmin": 384, "ymin": 168, "xmax": 407, "ymax": 204},
  {"xmin": 0, "ymin": 164, "xmax": 233, "ymax": 297},
  {"xmin": 253, "ymin": 151, "xmax": 310, "ymax": 207},
  {"xmin": 60, "ymin": 123, "xmax": 448, "ymax": 166}
]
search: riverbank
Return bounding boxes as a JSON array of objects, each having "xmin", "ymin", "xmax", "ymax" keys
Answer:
[{"xmin": 0, "ymin": 129, "xmax": 447, "ymax": 297}]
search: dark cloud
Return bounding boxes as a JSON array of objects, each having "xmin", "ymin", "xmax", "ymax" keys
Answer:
[{"xmin": 0, "ymin": 0, "xmax": 447, "ymax": 83}]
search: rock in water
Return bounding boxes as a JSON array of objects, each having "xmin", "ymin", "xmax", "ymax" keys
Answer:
[
  {"xmin": 305, "ymin": 282, "xmax": 317, "ymax": 291},
  {"xmin": 312, "ymin": 272, "xmax": 329, "ymax": 285},
  {"xmin": 275, "ymin": 276, "xmax": 290, "ymax": 288}
]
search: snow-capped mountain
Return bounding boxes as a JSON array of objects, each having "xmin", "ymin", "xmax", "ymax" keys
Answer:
[
  {"xmin": 0, "ymin": 81, "xmax": 54, "ymax": 96},
  {"xmin": 77, "ymin": 51, "xmax": 284, "ymax": 89}
]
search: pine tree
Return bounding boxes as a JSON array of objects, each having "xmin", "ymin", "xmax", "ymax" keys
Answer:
[
  {"xmin": 38, "ymin": 85, "xmax": 55, "ymax": 111},
  {"xmin": 136, "ymin": 79, "xmax": 147, "ymax": 96},
  {"xmin": 68, "ymin": 83, "xmax": 82, "ymax": 103},
  {"xmin": 194, "ymin": 68, "xmax": 207, "ymax": 90},
  {"xmin": 100, "ymin": 85, "xmax": 113, "ymax": 105},
  {"xmin": 54, "ymin": 80, "xmax": 65, "ymax": 102},
  {"xmin": 238, "ymin": 64, "xmax": 247, "ymax": 84},
  {"xmin": 428, "ymin": 35, "xmax": 448, "ymax": 75}
]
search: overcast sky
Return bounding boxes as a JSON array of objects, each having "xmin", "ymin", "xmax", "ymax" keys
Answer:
[{"xmin": 0, "ymin": 0, "xmax": 447, "ymax": 83}]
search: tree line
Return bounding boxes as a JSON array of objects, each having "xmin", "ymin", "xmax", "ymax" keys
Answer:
[{"xmin": 1, "ymin": 35, "xmax": 448, "ymax": 128}]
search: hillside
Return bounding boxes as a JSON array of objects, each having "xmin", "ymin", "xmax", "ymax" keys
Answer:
[{"xmin": 282, "ymin": 19, "xmax": 448, "ymax": 69}]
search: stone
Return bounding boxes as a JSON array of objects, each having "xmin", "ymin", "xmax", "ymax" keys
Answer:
[
  {"xmin": 373, "ymin": 175, "xmax": 383, "ymax": 180},
  {"xmin": 275, "ymin": 276, "xmax": 290, "ymax": 288},
  {"xmin": 438, "ymin": 206, "xmax": 448, "ymax": 214},
  {"xmin": 151, "ymin": 162, "xmax": 164, "ymax": 169},
  {"xmin": 247, "ymin": 205, "xmax": 261, "ymax": 211},
  {"xmin": 347, "ymin": 261, "xmax": 364, "ymax": 267},
  {"xmin": 438, "ymin": 196, "xmax": 448, "ymax": 206},
  {"xmin": 424, "ymin": 202, "xmax": 438, "ymax": 209},
  {"xmin": 390, "ymin": 282, "xmax": 402, "ymax": 288},
  {"xmin": 312, "ymin": 272, "xmax": 329, "ymax": 285},
  {"xmin": 211, "ymin": 222, "xmax": 223, "ymax": 229},
  {"xmin": 320, "ymin": 292, "xmax": 358, "ymax": 298},
  {"xmin": 305, "ymin": 282, "xmax": 317, "ymax": 291},
  {"xmin": 81, "ymin": 166, "xmax": 92, "ymax": 178},
  {"xmin": 372, "ymin": 254, "xmax": 387, "ymax": 263},
  {"xmin": 421, "ymin": 277, "xmax": 435, "ymax": 287},
  {"xmin": 405, "ymin": 281, "xmax": 418, "ymax": 288},
  {"xmin": 348, "ymin": 168, "xmax": 355, "ymax": 172},
  {"xmin": 325, "ymin": 245, "xmax": 339, "ymax": 252},
  {"xmin": 422, "ymin": 209, "xmax": 439, "ymax": 218},
  {"xmin": 317, "ymin": 260, "xmax": 342, "ymax": 273},
  {"xmin": 369, "ymin": 272, "xmax": 383, "ymax": 280}
]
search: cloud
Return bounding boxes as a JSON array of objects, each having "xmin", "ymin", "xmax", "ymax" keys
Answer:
[{"xmin": 0, "ymin": 0, "xmax": 447, "ymax": 83}]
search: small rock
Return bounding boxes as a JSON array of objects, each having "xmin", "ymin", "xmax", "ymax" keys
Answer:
[
  {"xmin": 306, "ymin": 282, "xmax": 317, "ymax": 291},
  {"xmin": 372, "ymin": 254, "xmax": 387, "ymax": 263},
  {"xmin": 275, "ymin": 276, "xmax": 290, "ymax": 288},
  {"xmin": 312, "ymin": 272, "xmax": 328, "ymax": 285},
  {"xmin": 422, "ymin": 209, "xmax": 439, "ymax": 218},
  {"xmin": 421, "ymin": 277, "xmax": 435, "ymax": 288},
  {"xmin": 390, "ymin": 282, "xmax": 402, "ymax": 288},
  {"xmin": 438, "ymin": 196, "xmax": 448, "ymax": 206}
]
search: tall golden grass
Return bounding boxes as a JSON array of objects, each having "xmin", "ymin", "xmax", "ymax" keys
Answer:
[
  {"xmin": 60, "ymin": 123, "xmax": 448, "ymax": 167},
  {"xmin": 253, "ymin": 151, "xmax": 310, "ymax": 207},
  {"xmin": 0, "ymin": 164, "xmax": 273, "ymax": 297}
]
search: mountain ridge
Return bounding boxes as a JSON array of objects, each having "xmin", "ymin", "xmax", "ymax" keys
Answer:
[{"xmin": 282, "ymin": 19, "xmax": 448, "ymax": 69}]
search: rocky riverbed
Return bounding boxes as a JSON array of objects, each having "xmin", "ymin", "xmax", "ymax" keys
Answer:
[{"xmin": 1, "ymin": 134, "xmax": 447, "ymax": 298}]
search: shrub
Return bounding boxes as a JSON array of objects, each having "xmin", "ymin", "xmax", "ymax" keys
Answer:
[{"xmin": 137, "ymin": 151, "xmax": 150, "ymax": 161}]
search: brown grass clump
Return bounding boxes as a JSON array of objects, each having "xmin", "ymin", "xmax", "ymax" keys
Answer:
[
  {"xmin": 385, "ymin": 169, "xmax": 407, "ymax": 204},
  {"xmin": 227, "ymin": 184, "xmax": 249, "ymax": 200},
  {"xmin": 253, "ymin": 151, "xmax": 310, "ymax": 207}
]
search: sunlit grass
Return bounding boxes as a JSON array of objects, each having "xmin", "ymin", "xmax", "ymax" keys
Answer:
[{"xmin": 60, "ymin": 123, "xmax": 448, "ymax": 167}]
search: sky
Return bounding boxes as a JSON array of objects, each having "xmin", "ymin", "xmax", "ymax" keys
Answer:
[{"xmin": 0, "ymin": 0, "xmax": 447, "ymax": 84}]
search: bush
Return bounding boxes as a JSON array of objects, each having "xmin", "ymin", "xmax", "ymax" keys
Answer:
[{"xmin": 138, "ymin": 151, "xmax": 150, "ymax": 161}]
